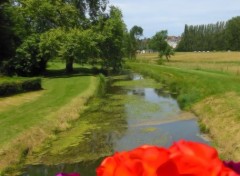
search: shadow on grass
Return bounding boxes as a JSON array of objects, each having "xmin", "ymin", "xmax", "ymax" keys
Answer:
[{"xmin": 44, "ymin": 67, "xmax": 107, "ymax": 79}]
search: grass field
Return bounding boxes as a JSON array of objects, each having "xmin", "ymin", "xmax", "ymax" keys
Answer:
[
  {"xmin": 0, "ymin": 62, "xmax": 100, "ymax": 173},
  {"xmin": 137, "ymin": 52, "xmax": 240, "ymax": 75},
  {"xmin": 128, "ymin": 51, "xmax": 240, "ymax": 160}
]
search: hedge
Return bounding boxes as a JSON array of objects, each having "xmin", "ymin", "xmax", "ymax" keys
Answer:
[{"xmin": 0, "ymin": 78, "xmax": 42, "ymax": 97}]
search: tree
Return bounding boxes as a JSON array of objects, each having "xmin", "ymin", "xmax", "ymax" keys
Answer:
[
  {"xmin": 0, "ymin": 0, "xmax": 16, "ymax": 68},
  {"xmin": 176, "ymin": 22, "xmax": 227, "ymax": 51},
  {"xmin": 1, "ymin": 0, "xmax": 111, "ymax": 75},
  {"xmin": 7, "ymin": 34, "xmax": 44, "ymax": 76},
  {"xmin": 99, "ymin": 6, "xmax": 126, "ymax": 72},
  {"xmin": 39, "ymin": 28, "xmax": 65, "ymax": 68},
  {"xmin": 11, "ymin": 0, "xmax": 79, "ymax": 34},
  {"xmin": 149, "ymin": 30, "xmax": 174, "ymax": 61},
  {"xmin": 159, "ymin": 45, "xmax": 174, "ymax": 61},
  {"xmin": 128, "ymin": 25, "xmax": 143, "ymax": 59},
  {"xmin": 226, "ymin": 16, "xmax": 240, "ymax": 51},
  {"xmin": 63, "ymin": 0, "xmax": 108, "ymax": 22},
  {"xmin": 58, "ymin": 28, "xmax": 102, "ymax": 73}
]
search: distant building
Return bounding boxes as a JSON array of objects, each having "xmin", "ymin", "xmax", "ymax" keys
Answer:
[{"xmin": 166, "ymin": 36, "xmax": 181, "ymax": 48}]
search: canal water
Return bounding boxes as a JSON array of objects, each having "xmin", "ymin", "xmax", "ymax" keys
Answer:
[{"xmin": 21, "ymin": 73, "xmax": 208, "ymax": 176}]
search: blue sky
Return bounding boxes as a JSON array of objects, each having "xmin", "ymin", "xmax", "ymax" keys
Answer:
[{"xmin": 110, "ymin": 0, "xmax": 240, "ymax": 37}]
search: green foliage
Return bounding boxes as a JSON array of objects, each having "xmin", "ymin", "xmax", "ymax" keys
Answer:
[
  {"xmin": 226, "ymin": 16, "xmax": 240, "ymax": 51},
  {"xmin": 21, "ymin": 78, "xmax": 42, "ymax": 91},
  {"xmin": 13, "ymin": 0, "xmax": 78, "ymax": 34},
  {"xmin": 199, "ymin": 121, "xmax": 210, "ymax": 133},
  {"xmin": 0, "ymin": 78, "xmax": 41, "ymax": 96},
  {"xmin": 59, "ymin": 28, "xmax": 103, "ymax": 72},
  {"xmin": 0, "ymin": 0, "xmax": 128, "ymax": 75},
  {"xmin": 6, "ymin": 34, "xmax": 47, "ymax": 76},
  {"xmin": 149, "ymin": 30, "xmax": 174, "ymax": 61},
  {"xmin": 177, "ymin": 22, "xmax": 227, "ymax": 51},
  {"xmin": 39, "ymin": 28, "xmax": 65, "ymax": 62},
  {"xmin": 97, "ymin": 74, "xmax": 107, "ymax": 96},
  {"xmin": 125, "ymin": 25, "xmax": 143, "ymax": 59},
  {"xmin": 0, "ymin": 0, "xmax": 17, "ymax": 65},
  {"xmin": 100, "ymin": 6, "xmax": 126, "ymax": 72},
  {"xmin": 127, "ymin": 62, "xmax": 240, "ymax": 109},
  {"xmin": 149, "ymin": 30, "xmax": 168, "ymax": 50},
  {"xmin": 159, "ymin": 45, "xmax": 175, "ymax": 61},
  {"xmin": 64, "ymin": 0, "xmax": 108, "ymax": 21},
  {"xmin": 177, "ymin": 18, "xmax": 240, "ymax": 51}
]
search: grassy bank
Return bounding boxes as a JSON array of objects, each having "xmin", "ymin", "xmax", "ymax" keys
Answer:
[
  {"xmin": 127, "ymin": 57, "xmax": 240, "ymax": 160},
  {"xmin": 0, "ymin": 63, "xmax": 101, "ymax": 174}
]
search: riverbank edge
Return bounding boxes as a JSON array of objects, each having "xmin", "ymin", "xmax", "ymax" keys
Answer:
[
  {"xmin": 126, "ymin": 62, "xmax": 240, "ymax": 161},
  {"xmin": 0, "ymin": 74, "xmax": 106, "ymax": 176}
]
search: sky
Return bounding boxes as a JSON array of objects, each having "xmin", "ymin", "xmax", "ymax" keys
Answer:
[{"xmin": 109, "ymin": 0, "xmax": 240, "ymax": 38}]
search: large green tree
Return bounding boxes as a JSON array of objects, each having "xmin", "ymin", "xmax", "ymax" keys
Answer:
[
  {"xmin": 126, "ymin": 25, "xmax": 143, "ymax": 59},
  {"xmin": 1, "ymin": 0, "xmax": 129, "ymax": 75},
  {"xmin": 177, "ymin": 22, "xmax": 227, "ymax": 51},
  {"xmin": 59, "ymin": 28, "xmax": 102, "ymax": 73},
  {"xmin": 99, "ymin": 6, "xmax": 126, "ymax": 72},
  {"xmin": 0, "ymin": 0, "xmax": 16, "ymax": 68},
  {"xmin": 226, "ymin": 16, "xmax": 240, "ymax": 51},
  {"xmin": 149, "ymin": 30, "xmax": 174, "ymax": 61},
  {"xmin": 2, "ymin": 0, "xmax": 109, "ymax": 75}
]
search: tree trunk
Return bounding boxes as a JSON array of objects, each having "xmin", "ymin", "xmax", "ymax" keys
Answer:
[
  {"xmin": 39, "ymin": 58, "xmax": 47, "ymax": 73},
  {"xmin": 66, "ymin": 58, "xmax": 73, "ymax": 73}
]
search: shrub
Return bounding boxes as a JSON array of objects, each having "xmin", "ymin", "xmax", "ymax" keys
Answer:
[{"xmin": 0, "ymin": 78, "xmax": 42, "ymax": 96}]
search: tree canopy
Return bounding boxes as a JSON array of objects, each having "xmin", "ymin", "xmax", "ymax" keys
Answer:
[
  {"xmin": 0, "ymin": 0, "xmax": 128, "ymax": 76},
  {"xmin": 149, "ymin": 30, "xmax": 174, "ymax": 61},
  {"xmin": 177, "ymin": 17, "xmax": 240, "ymax": 52}
]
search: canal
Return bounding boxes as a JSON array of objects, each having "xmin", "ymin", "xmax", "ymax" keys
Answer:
[{"xmin": 22, "ymin": 73, "xmax": 208, "ymax": 176}]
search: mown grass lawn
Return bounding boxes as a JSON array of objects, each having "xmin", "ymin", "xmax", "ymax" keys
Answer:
[
  {"xmin": 0, "ymin": 63, "xmax": 99, "ymax": 172},
  {"xmin": 0, "ymin": 75, "xmax": 92, "ymax": 146}
]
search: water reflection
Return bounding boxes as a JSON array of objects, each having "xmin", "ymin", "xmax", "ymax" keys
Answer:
[
  {"xmin": 22, "ymin": 159, "xmax": 103, "ymax": 176},
  {"xmin": 22, "ymin": 73, "xmax": 207, "ymax": 176}
]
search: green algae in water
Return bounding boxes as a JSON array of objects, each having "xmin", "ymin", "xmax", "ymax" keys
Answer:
[
  {"xmin": 25, "ymin": 75, "xmax": 166, "ymax": 165},
  {"xmin": 141, "ymin": 127, "xmax": 157, "ymax": 133},
  {"xmin": 113, "ymin": 78, "xmax": 163, "ymax": 89},
  {"xmin": 26, "ymin": 93, "xmax": 128, "ymax": 165}
]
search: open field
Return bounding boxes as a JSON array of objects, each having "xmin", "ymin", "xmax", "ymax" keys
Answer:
[
  {"xmin": 128, "ymin": 52, "xmax": 240, "ymax": 160},
  {"xmin": 137, "ymin": 52, "xmax": 240, "ymax": 75},
  {"xmin": 0, "ymin": 63, "xmax": 100, "ymax": 173}
]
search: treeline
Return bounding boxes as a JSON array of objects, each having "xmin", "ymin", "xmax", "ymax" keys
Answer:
[
  {"xmin": 177, "ymin": 16, "xmax": 240, "ymax": 51},
  {"xmin": 0, "ymin": 0, "xmax": 138, "ymax": 76}
]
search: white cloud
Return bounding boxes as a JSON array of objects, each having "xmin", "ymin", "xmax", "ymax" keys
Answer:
[{"xmin": 110, "ymin": 0, "xmax": 240, "ymax": 37}]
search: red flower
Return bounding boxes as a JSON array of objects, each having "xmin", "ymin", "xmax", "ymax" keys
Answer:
[
  {"xmin": 169, "ymin": 140, "xmax": 237, "ymax": 176},
  {"xmin": 96, "ymin": 145, "xmax": 177, "ymax": 176},
  {"xmin": 96, "ymin": 140, "xmax": 239, "ymax": 176}
]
